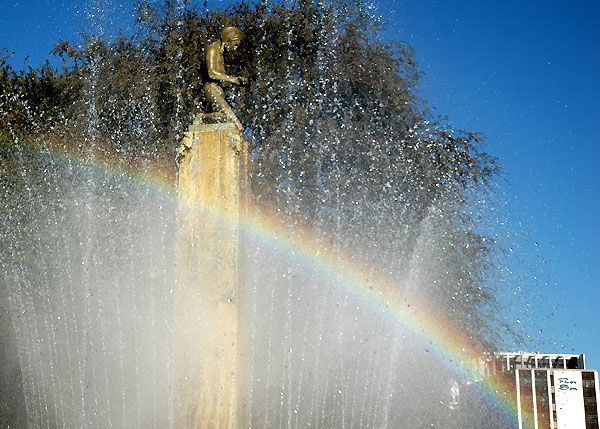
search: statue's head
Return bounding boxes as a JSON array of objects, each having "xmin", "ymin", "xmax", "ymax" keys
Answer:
[{"xmin": 221, "ymin": 27, "xmax": 243, "ymax": 51}]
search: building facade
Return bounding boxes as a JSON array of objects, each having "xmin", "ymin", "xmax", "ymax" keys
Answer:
[{"xmin": 485, "ymin": 352, "xmax": 600, "ymax": 429}]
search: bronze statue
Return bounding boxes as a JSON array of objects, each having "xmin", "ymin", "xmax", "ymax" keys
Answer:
[{"xmin": 195, "ymin": 26, "xmax": 248, "ymax": 130}]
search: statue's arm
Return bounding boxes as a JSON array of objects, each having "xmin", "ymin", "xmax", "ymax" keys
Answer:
[{"xmin": 206, "ymin": 43, "xmax": 242, "ymax": 85}]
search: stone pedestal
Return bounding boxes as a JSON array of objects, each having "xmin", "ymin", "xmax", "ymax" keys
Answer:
[{"xmin": 175, "ymin": 123, "xmax": 247, "ymax": 428}]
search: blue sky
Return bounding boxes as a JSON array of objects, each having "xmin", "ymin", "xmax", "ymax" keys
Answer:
[
  {"xmin": 382, "ymin": 0, "xmax": 600, "ymax": 368},
  {"xmin": 2, "ymin": 0, "xmax": 599, "ymax": 368}
]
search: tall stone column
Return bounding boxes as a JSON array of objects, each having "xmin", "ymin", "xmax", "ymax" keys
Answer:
[{"xmin": 175, "ymin": 123, "xmax": 247, "ymax": 428}]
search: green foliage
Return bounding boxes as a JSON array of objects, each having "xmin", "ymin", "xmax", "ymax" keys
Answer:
[{"xmin": 0, "ymin": 49, "xmax": 75, "ymax": 134}]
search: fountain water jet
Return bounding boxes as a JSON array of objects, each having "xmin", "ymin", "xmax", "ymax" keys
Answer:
[
  {"xmin": 0, "ymin": 1, "xmax": 519, "ymax": 427},
  {"xmin": 0, "ymin": 136, "xmax": 517, "ymax": 427}
]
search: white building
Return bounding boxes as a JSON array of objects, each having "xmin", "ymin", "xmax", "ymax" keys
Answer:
[{"xmin": 484, "ymin": 352, "xmax": 600, "ymax": 429}]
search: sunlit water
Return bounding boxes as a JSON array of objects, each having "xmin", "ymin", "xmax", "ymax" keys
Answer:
[
  {"xmin": 0, "ymin": 149, "xmax": 509, "ymax": 427},
  {"xmin": 0, "ymin": 1, "xmax": 535, "ymax": 428}
]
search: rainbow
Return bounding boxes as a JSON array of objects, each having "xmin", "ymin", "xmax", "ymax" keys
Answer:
[
  {"xmin": 14, "ymin": 136, "xmax": 522, "ymax": 426},
  {"xmin": 237, "ymin": 205, "xmax": 522, "ymax": 426}
]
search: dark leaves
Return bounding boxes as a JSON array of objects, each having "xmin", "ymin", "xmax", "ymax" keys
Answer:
[{"xmin": 1, "ymin": 0, "xmax": 504, "ymax": 350}]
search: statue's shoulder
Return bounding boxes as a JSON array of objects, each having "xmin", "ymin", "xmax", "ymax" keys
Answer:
[{"xmin": 206, "ymin": 40, "xmax": 221, "ymax": 55}]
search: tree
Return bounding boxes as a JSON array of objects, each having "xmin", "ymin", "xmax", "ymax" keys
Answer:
[{"xmin": 2, "ymin": 0, "xmax": 502, "ymax": 350}]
